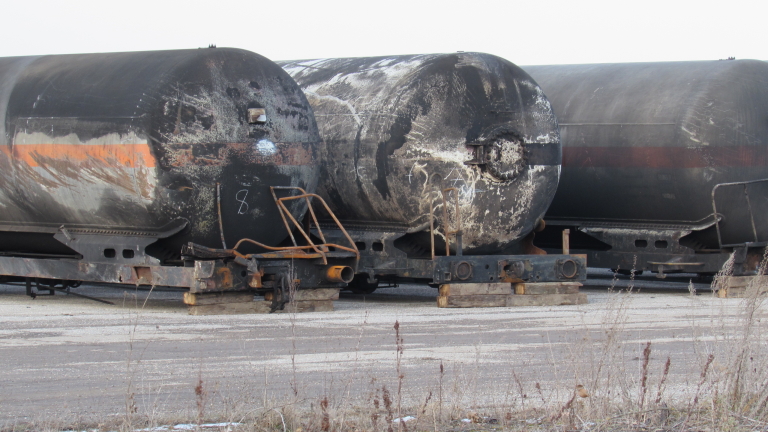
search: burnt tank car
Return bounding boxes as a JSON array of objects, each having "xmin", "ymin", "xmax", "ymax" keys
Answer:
[
  {"xmin": 0, "ymin": 48, "xmax": 357, "ymax": 296},
  {"xmin": 524, "ymin": 60, "xmax": 768, "ymax": 276},
  {"xmin": 281, "ymin": 53, "xmax": 561, "ymax": 255},
  {"xmin": 282, "ymin": 54, "xmax": 586, "ymax": 289}
]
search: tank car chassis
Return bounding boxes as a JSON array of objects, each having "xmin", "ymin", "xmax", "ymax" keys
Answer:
[
  {"xmin": 537, "ymin": 178, "xmax": 768, "ymax": 279},
  {"xmin": 318, "ymin": 188, "xmax": 586, "ymax": 292},
  {"xmin": 0, "ymin": 187, "xmax": 359, "ymax": 307},
  {"xmin": 336, "ymin": 229, "xmax": 585, "ymax": 290}
]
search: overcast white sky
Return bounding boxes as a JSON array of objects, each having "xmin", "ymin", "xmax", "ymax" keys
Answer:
[{"xmin": 1, "ymin": 0, "xmax": 762, "ymax": 65}]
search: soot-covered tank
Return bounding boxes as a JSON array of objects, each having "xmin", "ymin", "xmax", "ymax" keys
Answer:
[
  {"xmin": 281, "ymin": 53, "xmax": 561, "ymax": 255},
  {"xmin": 0, "ymin": 48, "xmax": 320, "ymax": 262},
  {"xmin": 524, "ymin": 60, "xmax": 768, "ymax": 275}
]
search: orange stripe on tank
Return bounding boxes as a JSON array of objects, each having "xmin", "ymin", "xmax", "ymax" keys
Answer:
[{"xmin": 0, "ymin": 143, "xmax": 156, "ymax": 168}]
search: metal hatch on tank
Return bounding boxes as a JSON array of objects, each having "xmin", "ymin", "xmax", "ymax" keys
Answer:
[
  {"xmin": 524, "ymin": 59, "xmax": 768, "ymax": 278},
  {"xmin": 0, "ymin": 48, "xmax": 358, "ymax": 303},
  {"xmin": 280, "ymin": 53, "xmax": 586, "ymax": 291}
]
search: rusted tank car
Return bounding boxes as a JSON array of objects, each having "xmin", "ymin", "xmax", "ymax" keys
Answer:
[
  {"xmin": 282, "ymin": 54, "xmax": 586, "ymax": 290},
  {"xmin": 282, "ymin": 53, "xmax": 561, "ymax": 255},
  {"xmin": 524, "ymin": 60, "xmax": 768, "ymax": 276},
  {"xmin": 0, "ymin": 48, "xmax": 357, "ymax": 298}
]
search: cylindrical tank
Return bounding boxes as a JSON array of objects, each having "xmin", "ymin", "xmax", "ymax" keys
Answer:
[
  {"xmin": 524, "ymin": 60, "xmax": 768, "ymax": 246},
  {"xmin": 281, "ymin": 53, "xmax": 561, "ymax": 255},
  {"xmin": 0, "ymin": 48, "xmax": 321, "ymax": 259}
]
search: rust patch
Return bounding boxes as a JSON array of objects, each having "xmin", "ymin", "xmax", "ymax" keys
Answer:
[
  {"xmin": 214, "ymin": 266, "xmax": 233, "ymax": 288},
  {"xmin": 133, "ymin": 266, "xmax": 153, "ymax": 284}
]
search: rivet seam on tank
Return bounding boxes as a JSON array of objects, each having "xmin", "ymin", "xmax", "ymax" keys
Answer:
[{"xmin": 247, "ymin": 108, "xmax": 267, "ymax": 124}]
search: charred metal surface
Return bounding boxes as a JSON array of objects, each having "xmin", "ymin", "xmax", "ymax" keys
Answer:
[
  {"xmin": 0, "ymin": 255, "xmax": 224, "ymax": 289},
  {"xmin": 432, "ymin": 254, "xmax": 585, "ymax": 285},
  {"xmin": 316, "ymin": 224, "xmax": 585, "ymax": 287},
  {"xmin": 0, "ymin": 49, "xmax": 370, "ymax": 295},
  {"xmin": 0, "ymin": 48, "xmax": 321, "ymax": 261},
  {"xmin": 535, "ymin": 222, "xmax": 759, "ymax": 276},
  {"xmin": 51, "ymin": 220, "xmax": 187, "ymax": 265},
  {"xmin": 525, "ymin": 60, "xmax": 768, "ymax": 275},
  {"xmin": 0, "ymin": 253, "xmax": 356, "ymax": 294},
  {"xmin": 524, "ymin": 60, "xmax": 768, "ymax": 242},
  {"xmin": 281, "ymin": 53, "xmax": 560, "ymax": 255}
]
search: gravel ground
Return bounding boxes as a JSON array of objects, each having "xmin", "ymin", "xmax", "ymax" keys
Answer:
[{"xmin": 0, "ymin": 273, "xmax": 760, "ymax": 429}]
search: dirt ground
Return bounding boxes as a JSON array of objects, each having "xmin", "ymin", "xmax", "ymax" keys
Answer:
[{"xmin": 0, "ymin": 272, "xmax": 760, "ymax": 429}]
